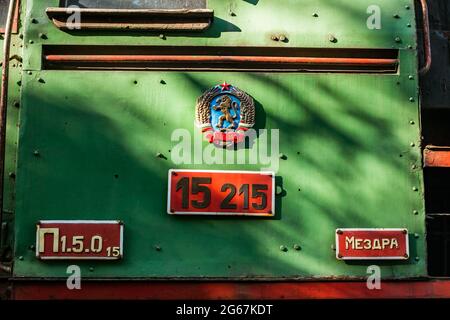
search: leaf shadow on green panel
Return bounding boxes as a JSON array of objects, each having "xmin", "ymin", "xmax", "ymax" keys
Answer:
[{"xmin": 15, "ymin": 69, "xmax": 422, "ymax": 279}]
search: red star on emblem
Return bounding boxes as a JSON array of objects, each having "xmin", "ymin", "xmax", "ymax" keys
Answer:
[{"xmin": 219, "ymin": 82, "xmax": 232, "ymax": 91}]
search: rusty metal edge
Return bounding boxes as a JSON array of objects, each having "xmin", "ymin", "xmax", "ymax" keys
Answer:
[
  {"xmin": 0, "ymin": 0, "xmax": 19, "ymax": 269},
  {"xmin": 9, "ymin": 279, "xmax": 450, "ymax": 300},
  {"xmin": 45, "ymin": 7, "xmax": 214, "ymax": 32},
  {"xmin": 424, "ymin": 145, "xmax": 450, "ymax": 167},
  {"xmin": 419, "ymin": 0, "xmax": 432, "ymax": 75}
]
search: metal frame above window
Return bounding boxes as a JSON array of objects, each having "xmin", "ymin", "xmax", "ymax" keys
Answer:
[{"xmin": 59, "ymin": 0, "xmax": 207, "ymax": 10}]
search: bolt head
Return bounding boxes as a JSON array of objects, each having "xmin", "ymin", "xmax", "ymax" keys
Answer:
[
  {"xmin": 328, "ymin": 34, "xmax": 337, "ymax": 43},
  {"xmin": 279, "ymin": 245, "xmax": 288, "ymax": 252},
  {"xmin": 293, "ymin": 244, "xmax": 301, "ymax": 251}
]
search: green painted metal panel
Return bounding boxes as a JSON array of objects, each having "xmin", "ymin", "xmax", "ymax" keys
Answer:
[
  {"xmin": 23, "ymin": 0, "xmax": 417, "ymax": 70},
  {"xmin": 10, "ymin": 0, "xmax": 426, "ymax": 279}
]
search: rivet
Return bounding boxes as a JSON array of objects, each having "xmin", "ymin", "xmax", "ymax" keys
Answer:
[
  {"xmin": 279, "ymin": 34, "xmax": 286, "ymax": 41},
  {"xmin": 33, "ymin": 150, "xmax": 40, "ymax": 156},
  {"xmin": 408, "ymin": 45, "xmax": 413, "ymax": 49},
  {"xmin": 28, "ymin": 40, "xmax": 34, "ymax": 44},
  {"xmin": 412, "ymin": 186, "xmax": 418, "ymax": 192},
  {"xmin": 414, "ymin": 233, "xmax": 419, "ymax": 239},
  {"xmin": 29, "ymin": 245, "xmax": 35, "ymax": 250},
  {"xmin": 279, "ymin": 153, "xmax": 287, "ymax": 160},
  {"xmin": 415, "ymin": 256, "xmax": 420, "ymax": 261},
  {"xmin": 229, "ymin": 10, "xmax": 236, "ymax": 17},
  {"xmin": 133, "ymin": 80, "xmax": 138, "ymax": 85},
  {"xmin": 293, "ymin": 244, "xmax": 301, "ymax": 251},
  {"xmin": 336, "ymin": 229, "xmax": 343, "ymax": 235},
  {"xmin": 160, "ymin": 79, "xmax": 166, "ymax": 85},
  {"xmin": 413, "ymin": 210, "xmax": 419, "ymax": 215},
  {"xmin": 407, "ymin": 23, "xmax": 412, "ymax": 28},
  {"xmin": 331, "ymin": 244, "xmax": 336, "ymax": 251},
  {"xmin": 27, "ymin": 71, "xmax": 32, "ymax": 75},
  {"xmin": 328, "ymin": 34, "xmax": 337, "ymax": 43},
  {"xmin": 159, "ymin": 34, "xmax": 166, "ymax": 40},
  {"xmin": 408, "ymin": 75, "xmax": 414, "ymax": 80},
  {"xmin": 38, "ymin": 78, "xmax": 45, "ymax": 83},
  {"xmin": 271, "ymin": 35, "xmax": 279, "ymax": 41},
  {"xmin": 8, "ymin": 172, "xmax": 15, "ymax": 178},
  {"xmin": 393, "ymin": 14, "xmax": 400, "ymax": 18},
  {"xmin": 403, "ymin": 229, "xmax": 408, "ymax": 234},
  {"xmin": 312, "ymin": 13, "xmax": 319, "ymax": 17},
  {"xmin": 39, "ymin": 33, "xmax": 47, "ymax": 40},
  {"xmin": 410, "ymin": 142, "xmax": 415, "ymax": 147},
  {"xmin": 405, "ymin": 5, "xmax": 410, "ymax": 10},
  {"xmin": 394, "ymin": 37, "xmax": 401, "ymax": 43},
  {"xmin": 18, "ymin": 256, "xmax": 23, "ymax": 260},
  {"xmin": 409, "ymin": 97, "xmax": 415, "ymax": 102},
  {"xmin": 19, "ymin": 34, "xmax": 23, "ymax": 39},
  {"xmin": 279, "ymin": 245, "xmax": 288, "ymax": 252},
  {"xmin": 31, "ymin": 18, "xmax": 38, "ymax": 24},
  {"xmin": 338, "ymin": 254, "xmax": 343, "ymax": 258},
  {"xmin": 409, "ymin": 120, "xmax": 415, "ymax": 125},
  {"xmin": 155, "ymin": 245, "xmax": 162, "ymax": 251},
  {"xmin": 13, "ymin": 101, "xmax": 19, "ymax": 108},
  {"xmin": 404, "ymin": 253, "xmax": 409, "ymax": 258},
  {"xmin": 411, "ymin": 164, "xmax": 417, "ymax": 170},
  {"xmin": 89, "ymin": 267, "xmax": 94, "ymax": 272}
]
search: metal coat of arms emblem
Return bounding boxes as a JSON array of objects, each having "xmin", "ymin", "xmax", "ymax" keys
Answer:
[{"xmin": 195, "ymin": 82, "xmax": 255, "ymax": 147}]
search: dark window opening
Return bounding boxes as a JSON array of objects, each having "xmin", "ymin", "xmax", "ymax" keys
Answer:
[
  {"xmin": 423, "ymin": 109, "xmax": 450, "ymax": 277},
  {"xmin": 60, "ymin": 0, "xmax": 206, "ymax": 9},
  {"xmin": 0, "ymin": 0, "xmax": 8, "ymax": 29},
  {"xmin": 0, "ymin": 0, "xmax": 19, "ymax": 33}
]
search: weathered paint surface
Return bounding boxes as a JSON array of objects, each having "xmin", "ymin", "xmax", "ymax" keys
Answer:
[
  {"xmin": 424, "ymin": 147, "xmax": 450, "ymax": 167},
  {"xmin": 12, "ymin": 280, "xmax": 450, "ymax": 300},
  {"xmin": 9, "ymin": 0, "xmax": 425, "ymax": 279}
]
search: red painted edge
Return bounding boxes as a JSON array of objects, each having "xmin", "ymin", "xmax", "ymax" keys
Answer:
[
  {"xmin": 44, "ymin": 55, "xmax": 398, "ymax": 67},
  {"xmin": 10, "ymin": 280, "xmax": 450, "ymax": 300},
  {"xmin": 424, "ymin": 147, "xmax": 450, "ymax": 167}
]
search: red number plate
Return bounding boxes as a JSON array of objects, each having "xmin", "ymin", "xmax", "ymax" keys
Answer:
[
  {"xmin": 36, "ymin": 221, "xmax": 124, "ymax": 260},
  {"xmin": 168, "ymin": 170, "xmax": 275, "ymax": 216},
  {"xmin": 335, "ymin": 228, "xmax": 409, "ymax": 260}
]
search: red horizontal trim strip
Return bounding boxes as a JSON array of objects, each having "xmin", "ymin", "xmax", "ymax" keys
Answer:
[
  {"xmin": 424, "ymin": 147, "xmax": 450, "ymax": 167},
  {"xmin": 44, "ymin": 55, "xmax": 398, "ymax": 66},
  {"xmin": 11, "ymin": 280, "xmax": 450, "ymax": 300}
]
